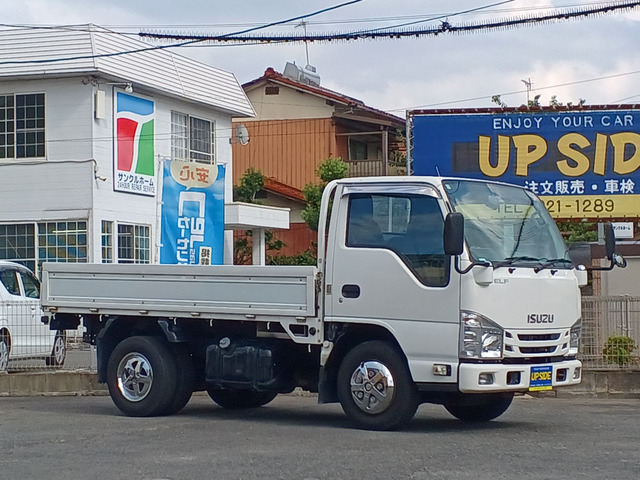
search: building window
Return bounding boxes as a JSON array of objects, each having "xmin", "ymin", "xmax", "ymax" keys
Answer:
[
  {"xmin": 117, "ymin": 224, "xmax": 150, "ymax": 264},
  {"xmin": 101, "ymin": 221, "xmax": 114, "ymax": 263},
  {"xmin": 0, "ymin": 224, "xmax": 36, "ymax": 271},
  {"xmin": 38, "ymin": 221, "xmax": 88, "ymax": 264},
  {"xmin": 171, "ymin": 111, "xmax": 215, "ymax": 164},
  {"xmin": 0, "ymin": 221, "xmax": 87, "ymax": 275},
  {"xmin": 348, "ymin": 138, "xmax": 369, "ymax": 161},
  {"xmin": 0, "ymin": 93, "xmax": 45, "ymax": 159}
]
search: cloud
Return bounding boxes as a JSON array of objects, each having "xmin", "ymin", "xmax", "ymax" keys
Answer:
[{"xmin": 6, "ymin": 0, "xmax": 640, "ymax": 114}]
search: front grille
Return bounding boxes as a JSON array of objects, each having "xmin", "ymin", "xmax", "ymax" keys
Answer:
[
  {"xmin": 503, "ymin": 355, "xmax": 569, "ymax": 365},
  {"xmin": 518, "ymin": 333, "xmax": 561, "ymax": 341},
  {"xmin": 505, "ymin": 327, "xmax": 571, "ymax": 360},
  {"xmin": 520, "ymin": 346, "xmax": 557, "ymax": 354}
]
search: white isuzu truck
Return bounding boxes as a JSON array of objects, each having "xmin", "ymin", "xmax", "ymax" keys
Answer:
[{"xmin": 40, "ymin": 176, "xmax": 625, "ymax": 430}]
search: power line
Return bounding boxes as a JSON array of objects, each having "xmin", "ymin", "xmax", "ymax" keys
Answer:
[
  {"xmin": 357, "ymin": 0, "xmax": 515, "ymax": 34},
  {"xmin": 0, "ymin": 0, "xmax": 363, "ymax": 66},
  {"xmin": 141, "ymin": 1, "xmax": 640, "ymax": 44},
  {"xmin": 391, "ymin": 69, "xmax": 640, "ymax": 111},
  {"xmin": 0, "ymin": 1, "xmax": 612, "ymax": 32}
]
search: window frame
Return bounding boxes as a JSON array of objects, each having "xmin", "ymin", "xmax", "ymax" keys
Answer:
[
  {"xmin": 171, "ymin": 111, "xmax": 216, "ymax": 165},
  {"xmin": 116, "ymin": 223, "xmax": 151, "ymax": 264},
  {"xmin": 0, "ymin": 93, "xmax": 45, "ymax": 159},
  {"xmin": 0, "ymin": 221, "xmax": 88, "ymax": 276},
  {"xmin": 345, "ymin": 192, "xmax": 450, "ymax": 288}
]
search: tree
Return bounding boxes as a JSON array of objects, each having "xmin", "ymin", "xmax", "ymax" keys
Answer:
[
  {"xmin": 232, "ymin": 168, "xmax": 285, "ymax": 264},
  {"xmin": 301, "ymin": 157, "xmax": 349, "ymax": 231},
  {"xmin": 557, "ymin": 221, "xmax": 598, "ymax": 243},
  {"xmin": 233, "ymin": 167, "xmax": 264, "ymax": 203},
  {"xmin": 491, "ymin": 94, "xmax": 585, "ymax": 109},
  {"xmin": 549, "ymin": 95, "xmax": 586, "ymax": 108}
]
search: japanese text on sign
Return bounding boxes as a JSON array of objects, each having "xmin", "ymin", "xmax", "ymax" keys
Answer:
[{"xmin": 411, "ymin": 108, "xmax": 640, "ymax": 218}]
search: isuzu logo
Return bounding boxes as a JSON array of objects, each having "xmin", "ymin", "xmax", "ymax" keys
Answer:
[{"xmin": 527, "ymin": 313, "xmax": 555, "ymax": 324}]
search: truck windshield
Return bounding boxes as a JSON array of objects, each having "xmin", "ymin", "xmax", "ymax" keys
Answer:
[{"xmin": 442, "ymin": 180, "xmax": 572, "ymax": 269}]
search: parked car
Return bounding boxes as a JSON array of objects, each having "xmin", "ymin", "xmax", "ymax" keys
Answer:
[{"xmin": 0, "ymin": 261, "xmax": 65, "ymax": 371}]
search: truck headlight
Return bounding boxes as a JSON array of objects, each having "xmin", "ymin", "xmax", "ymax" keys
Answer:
[
  {"xmin": 569, "ymin": 320, "xmax": 581, "ymax": 356},
  {"xmin": 459, "ymin": 311, "xmax": 504, "ymax": 359}
]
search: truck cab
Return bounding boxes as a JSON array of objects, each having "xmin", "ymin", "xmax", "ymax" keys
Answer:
[{"xmin": 316, "ymin": 177, "xmax": 586, "ymax": 426}]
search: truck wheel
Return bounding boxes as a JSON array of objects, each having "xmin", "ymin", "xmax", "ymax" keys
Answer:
[
  {"xmin": 161, "ymin": 345, "xmax": 195, "ymax": 415},
  {"xmin": 207, "ymin": 389, "xmax": 278, "ymax": 409},
  {"xmin": 46, "ymin": 331, "xmax": 66, "ymax": 367},
  {"xmin": 0, "ymin": 334, "xmax": 9, "ymax": 372},
  {"xmin": 444, "ymin": 392, "xmax": 514, "ymax": 422},
  {"xmin": 337, "ymin": 341, "xmax": 419, "ymax": 431},
  {"xmin": 107, "ymin": 336, "xmax": 178, "ymax": 417}
]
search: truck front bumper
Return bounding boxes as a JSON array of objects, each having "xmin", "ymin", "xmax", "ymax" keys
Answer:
[{"xmin": 458, "ymin": 359, "xmax": 582, "ymax": 393}]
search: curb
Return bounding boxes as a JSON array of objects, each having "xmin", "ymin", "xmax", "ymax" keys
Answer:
[
  {"xmin": 0, "ymin": 371, "xmax": 108, "ymax": 397},
  {"xmin": 1, "ymin": 370, "xmax": 639, "ymax": 398},
  {"xmin": 554, "ymin": 369, "xmax": 640, "ymax": 399}
]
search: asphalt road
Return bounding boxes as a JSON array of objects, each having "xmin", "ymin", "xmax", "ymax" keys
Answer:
[{"xmin": 0, "ymin": 394, "xmax": 638, "ymax": 480}]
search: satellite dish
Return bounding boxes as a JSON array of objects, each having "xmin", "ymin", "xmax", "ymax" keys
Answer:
[{"xmin": 235, "ymin": 124, "xmax": 250, "ymax": 146}]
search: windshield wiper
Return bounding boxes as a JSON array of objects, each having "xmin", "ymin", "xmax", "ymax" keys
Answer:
[
  {"xmin": 534, "ymin": 258, "xmax": 574, "ymax": 272},
  {"xmin": 495, "ymin": 256, "xmax": 542, "ymax": 267}
]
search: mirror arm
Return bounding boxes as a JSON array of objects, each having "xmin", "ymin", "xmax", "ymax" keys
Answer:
[
  {"xmin": 586, "ymin": 262, "xmax": 615, "ymax": 272},
  {"xmin": 454, "ymin": 255, "xmax": 492, "ymax": 275},
  {"xmin": 588, "ymin": 253, "xmax": 627, "ymax": 271}
]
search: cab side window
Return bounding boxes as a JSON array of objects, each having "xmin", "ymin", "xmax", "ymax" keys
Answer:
[
  {"xmin": 346, "ymin": 194, "xmax": 385, "ymax": 248},
  {"xmin": 1, "ymin": 269, "xmax": 20, "ymax": 296},
  {"xmin": 388, "ymin": 196, "xmax": 448, "ymax": 287},
  {"xmin": 345, "ymin": 193, "xmax": 449, "ymax": 287},
  {"xmin": 19, "ymin": 271, "xmax": 40, "ymax": 299}
]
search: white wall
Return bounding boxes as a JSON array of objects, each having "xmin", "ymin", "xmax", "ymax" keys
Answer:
[
  {"xmin": 600, "ymin": 256, "xmax": 640, "ymax": 296},
  {"xmin": 0, "ymin": 78, "xmax": 95, "ymax": 224},
  {"xmin": 245, "ymin": 85, "xmax": 334, "ymax": 121},
  {"xmin": 0, "ymin": 76, "xmax": 236, "ymax": 263}
]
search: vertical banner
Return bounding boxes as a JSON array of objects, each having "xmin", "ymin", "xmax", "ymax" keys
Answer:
[
  {"xmin": 114, "ymin": 92, "xmax": 156, "ymax": 195},
  {"xmin": 160, "ymin": 160, "xmax": 225, "ymax": 265}
]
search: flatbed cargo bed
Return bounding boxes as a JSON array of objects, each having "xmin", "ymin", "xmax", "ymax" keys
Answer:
[{"xmin": 41, "ymin": 263, "xmax": 317, "ymax": 321}]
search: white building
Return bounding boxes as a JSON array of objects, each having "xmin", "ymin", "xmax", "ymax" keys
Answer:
[{"xmin": 0, "ymin": 25, "xmax": 285, "ymax": 273}]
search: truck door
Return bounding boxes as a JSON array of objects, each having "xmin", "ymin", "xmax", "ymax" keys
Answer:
[{"xmin": 325, "ymin": 184, "xmax": 461, "ymax": 384}]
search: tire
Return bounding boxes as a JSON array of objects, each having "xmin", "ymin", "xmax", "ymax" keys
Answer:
[
  {"xmin": 444, "ymin": 392, "xmax": 514, "ymax": 422},
  {"xmin": 0, "ymin": 334, "xmax": 9, "ymax": 372},
  {"xmin": 46, "ymin": 331, "xmax": 66, "ymax": 367},
  {"xmin": 161, "ymin": 345, "xmax": 196, "ymax": 415},
  {"xmin": 106, "ymin": 336, "xmax": 178, "ymax": 417},
  {"xmin": 207, "ymin": 389, "xmax": 278, "ymax": 409},
  {"xmin": 337, "ymin": 341, "xmax": 419, "ymax": 431}
]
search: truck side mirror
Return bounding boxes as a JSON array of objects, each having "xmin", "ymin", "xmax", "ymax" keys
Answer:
[
  {"xmin": 605, "ymin": 222, "xmax": 627, "ymax": 268},
  {"xmin": 444, "ymin": 212, "xmax": 464, "ymax": 256},
  {"xmin": 604, "ymin": 222, "xmax": 615, "ymax": 260},
  {"xmin": 591, "ymin": 222, "xmax": 627, "ymax": 271}
]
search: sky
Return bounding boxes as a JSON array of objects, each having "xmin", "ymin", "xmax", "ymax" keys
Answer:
[{"xmin": 4, "ymin": 0, "xmax": 640, "ymax": 115}]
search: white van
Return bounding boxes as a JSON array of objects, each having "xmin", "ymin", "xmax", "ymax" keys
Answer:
[{"xmin": 0, "ymin": 261, "xmax": 65, "ymax": 371}]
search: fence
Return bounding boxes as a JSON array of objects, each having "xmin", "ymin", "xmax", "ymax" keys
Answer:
[
  {"xmin": 0, "ymin": 301, "xmax": 95, "ymax": 373},
  {"xmin": 2, "ymin": 296, "xmax": 639, "ymax": 373},
  {"xmin": 580, "ymin": 295, "xmax": 640, "ymax": 370}
]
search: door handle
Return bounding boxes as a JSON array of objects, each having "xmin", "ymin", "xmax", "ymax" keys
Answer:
[{"xmin": 341, "ymin": 284, "xmax": 361, "ymax": 298}]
